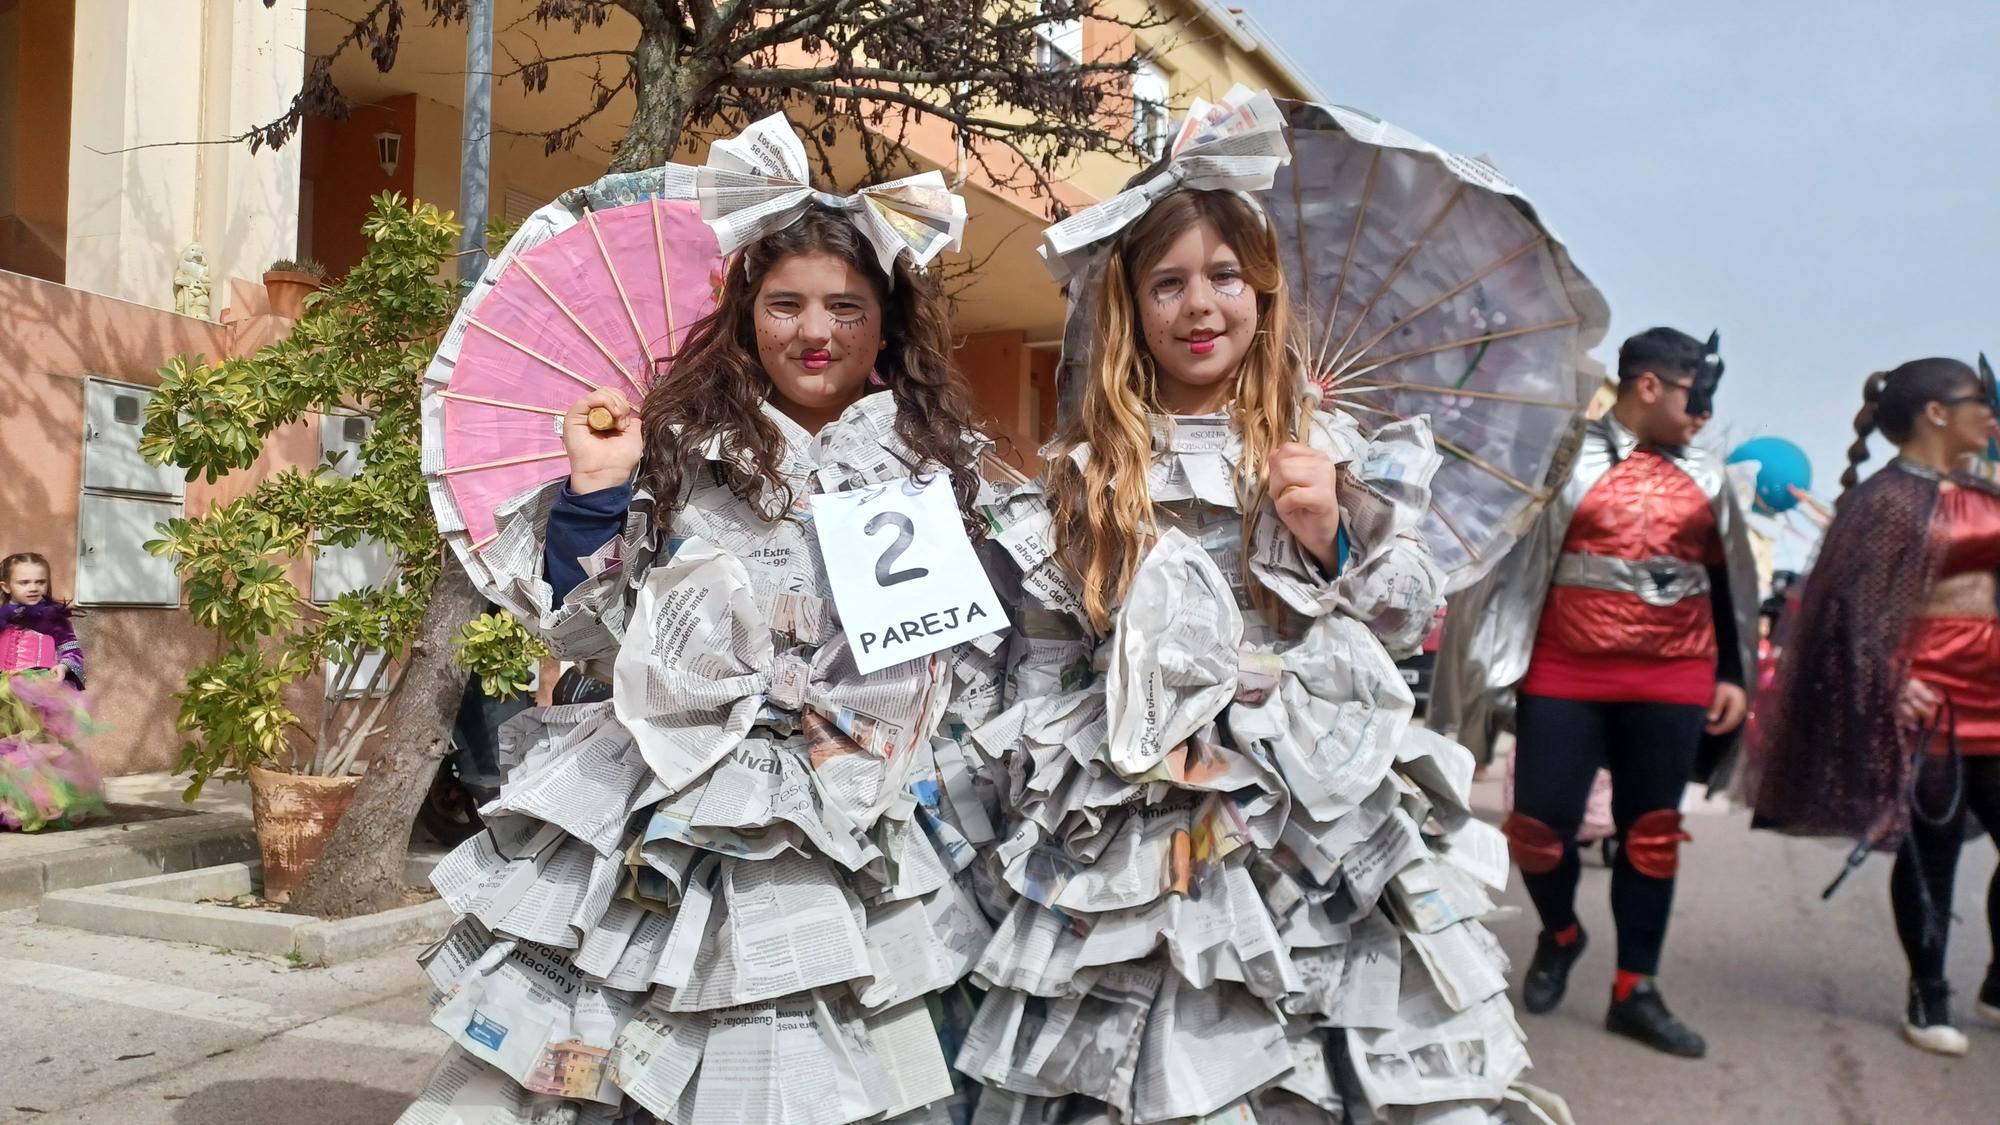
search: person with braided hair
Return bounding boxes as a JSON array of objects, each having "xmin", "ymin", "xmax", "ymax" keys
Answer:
[
  {"xmin": 1753, "ymin": 357, "xmax": 2000, "ymax": 1056},
  {"xmin": 1435, "ymin": 326, "xmax": 1762, "ymax": 1058}
]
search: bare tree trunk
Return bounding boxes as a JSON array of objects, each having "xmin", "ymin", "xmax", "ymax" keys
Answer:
[
  {"xmin": 285, "ymin": 554, "xmax": 483, "ymax": 919},
  {"xmin": 610, "ymin": 33, "xmax": 693, "ymax": 172}
]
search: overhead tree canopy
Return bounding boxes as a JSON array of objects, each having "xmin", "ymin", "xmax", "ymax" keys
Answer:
[{"xmin": 260, "ymin": 0, "xmax": 1164, "ymax": 201}]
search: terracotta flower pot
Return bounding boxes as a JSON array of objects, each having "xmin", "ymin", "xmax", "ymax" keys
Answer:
[
  {"xmin": 262, "ymin": 269, "xmax": 322, "ymax": 320},
  {"xmin": 247, "ymin": 765, "xmax": 360, "ymax": 903}
]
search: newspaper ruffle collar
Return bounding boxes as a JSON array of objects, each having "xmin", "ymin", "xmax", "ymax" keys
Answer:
[
  {"xmin": 685, "ymin": 390, "xmax": 998, "ymax": 494},
  {"xmin": 1036, "ymin": 85, "xmax": 1292, "ymax": 283},
  {"xmin": 697, "ymin": 113, "xmax": 967, "ymax": 278}
]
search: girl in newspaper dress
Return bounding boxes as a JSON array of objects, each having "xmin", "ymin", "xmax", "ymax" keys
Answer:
[
  {"xmin": 959, "ymin": 91, "xmax": 1541, "ymax": 1123},
  {"xmin": 404, "ymin": 123, "xmax": 1018, "ymax": 1125}
]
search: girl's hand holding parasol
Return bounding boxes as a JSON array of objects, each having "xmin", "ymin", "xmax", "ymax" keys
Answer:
[
  {"xmin": 1268, "ymin": 444, "xmax": 1341, "ymax": 571},
  {"xmin": 564, "ymin": 388, "xmax": 643, "ymax": 494},
  {"xmin": 1268, "ymin": 382, "xmax": 1342, "ymax": 570}
]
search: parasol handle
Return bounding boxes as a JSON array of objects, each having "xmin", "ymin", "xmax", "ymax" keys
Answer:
[
  {"xmin": 587, "ymin": 406, "xmax": 617, "ymax": 433},
  {"xmin": 1297, "ymin": 380, "xmax": 1323, "ymax": 444}
]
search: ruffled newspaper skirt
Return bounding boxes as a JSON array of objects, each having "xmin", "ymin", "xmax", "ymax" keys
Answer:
[
  {"xmin": 955, "ymin": 539, "xmax": 1546, "ymax": 1123},
  {"xmin": 0, "ymin": 671, "xmax": 105, "ymax": 832},
  {"xmin": 400, "ymin": 698, "xmax": 1006, "ymax": 1125}
]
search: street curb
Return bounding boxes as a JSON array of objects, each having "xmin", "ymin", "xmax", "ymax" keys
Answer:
[
  {"xmin": 38, "ymin": 855, "xmax": 449, "ymax": 966},
  {"xmin": 0, "ymin": 811, "xmax": 258, "ymax": 911}
]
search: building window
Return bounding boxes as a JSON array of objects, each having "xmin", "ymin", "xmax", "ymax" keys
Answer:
[
  {"xmin": 1132, "ymin": 60, "xmax": 1170, "ymax": 159},
  {"xmin": 1035, "ymin": 8, "xmax": 1082, "ymax": 72}
]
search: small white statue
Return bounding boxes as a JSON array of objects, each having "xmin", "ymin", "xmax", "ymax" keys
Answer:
[{"xmin": 173, "ymin": 243, "xmax": 211, "ymax": 319}]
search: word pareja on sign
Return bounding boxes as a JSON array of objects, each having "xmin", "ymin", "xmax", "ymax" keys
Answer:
[
  {"xmin": 810, "ymin": 473, "xmax": 1008, "ymax": 674},
  {"xmin": 863, "ymin": 602, "xmax": 995, "ymax": 654}
]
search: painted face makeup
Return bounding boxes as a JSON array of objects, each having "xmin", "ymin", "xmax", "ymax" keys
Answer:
[
  {"xmin": 752, "ymin": 250, "xmax": 886, "ymax": 431},
  {"xmin": 1134, "ymin": 219, "xmax": 1259, "ymax": 414}
]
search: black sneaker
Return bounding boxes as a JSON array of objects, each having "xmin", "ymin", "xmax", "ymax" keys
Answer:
[
  {"xmin": 1905, "ymin": 977, "xmax": 1970, "ymax": 1055},
  {"xmin": 1978, "ymin": 967, "xmax": 2000, "ymax": 1027},
  {"xmin": 1522, "ymin": 927, "xmax": 1588, "ymax": 1014},
  {"xmin": 1605, "ymin": 980, "xmax": 1707, "ymax": 1058}
]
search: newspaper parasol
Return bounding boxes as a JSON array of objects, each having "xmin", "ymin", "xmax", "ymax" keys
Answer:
[
  {"xmin": 1262, "ymin": 100, "xmax": 1610, "ymax": 592},
  {"xmin": 422, "ymin": 170, "xmax": 723, "ymax": 581}
]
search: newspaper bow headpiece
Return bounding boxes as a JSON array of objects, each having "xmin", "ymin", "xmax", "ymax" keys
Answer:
[
  {"xmin": 695, "ymin": 113, "xmax": 967, "ymax": 280},
  {"xmin": 1037, "ymin": 85, "xmax": 1292, "ymax": 283}
]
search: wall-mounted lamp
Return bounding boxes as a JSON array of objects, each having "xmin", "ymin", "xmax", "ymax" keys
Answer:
[{"xmin": 375, "ymin": 129, "xmax": 402, "ymax": 177}]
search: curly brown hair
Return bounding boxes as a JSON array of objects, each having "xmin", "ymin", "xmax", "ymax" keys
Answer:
[{"xmin": 637, "ymin": 207, "xmax": 983, "ymax": 533}]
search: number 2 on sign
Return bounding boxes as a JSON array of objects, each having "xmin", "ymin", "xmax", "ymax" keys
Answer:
[
  {"xmin": 865, "ymin": 512, "xmax": 929, "ymax": 586},
  {"xmin": 809, "ymin": 472, "xmax": 1009, "ymax": 675}
]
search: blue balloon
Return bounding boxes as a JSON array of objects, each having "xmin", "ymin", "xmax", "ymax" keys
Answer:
[{"xmin": 1728, "ymin": 437, "xmax": 1812, "ymax": 514}]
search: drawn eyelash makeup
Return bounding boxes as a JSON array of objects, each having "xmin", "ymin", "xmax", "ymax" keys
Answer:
[{"xmin": 1212, "ymin": 275, "xmax": 1247, "ymax": 299}]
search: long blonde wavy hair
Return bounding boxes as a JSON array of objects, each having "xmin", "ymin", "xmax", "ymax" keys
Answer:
[{"xmin": 1046, "ymin": 189, "xmax": 1302, "ymax": 631}]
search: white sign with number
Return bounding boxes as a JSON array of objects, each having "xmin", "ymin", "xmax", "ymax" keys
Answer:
[{"xmin": 810, "ymin": 473, "xmax": 1008, "ymax": 674}]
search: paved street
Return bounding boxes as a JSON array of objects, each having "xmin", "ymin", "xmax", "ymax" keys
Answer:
[
  {"xmin": 6, "ymin": 776, "xmax": 2000, "ymax": 1123},
  {"xmin": 1484, "ymin": 776, "xmax": 2000, "ymax": 1124}
]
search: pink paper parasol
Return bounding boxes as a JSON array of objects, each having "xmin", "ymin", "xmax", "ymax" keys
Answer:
[{"xmin": 432, "ymin": 198, "xmax": 723, "ymax": 559}]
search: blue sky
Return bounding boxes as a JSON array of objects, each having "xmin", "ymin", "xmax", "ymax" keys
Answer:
[{"xmin": 1247, "ymin": 0, "xmax": 2000, "ymax": 556}]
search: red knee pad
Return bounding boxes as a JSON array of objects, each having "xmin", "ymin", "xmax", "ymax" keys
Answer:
[
  {"xmin": 1625, "ymin": 809, "xmax": 1693, "ymax": 879},
  {"xmin": 1502, "ymin": 812, "xmax": 1565, "ymax": 874}
]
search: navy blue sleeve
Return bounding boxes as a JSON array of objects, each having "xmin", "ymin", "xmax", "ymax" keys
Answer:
[{"xmin": 545, "ymin": 482, "xmax": 633, "ymax": 602}]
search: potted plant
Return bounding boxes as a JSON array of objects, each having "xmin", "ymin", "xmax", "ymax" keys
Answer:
[
  {"xmin": 263, "ymin": 258, "xmax": 328, "ymax": 319},
  {"xmin": 144, "ymin": 198, "xmax": 542, "ymax": 904}
]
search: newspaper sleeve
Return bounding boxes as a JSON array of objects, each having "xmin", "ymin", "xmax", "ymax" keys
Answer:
[{"xmin": 1131, "ymin": 973, "xmax": 1292, "ymax": 1122}]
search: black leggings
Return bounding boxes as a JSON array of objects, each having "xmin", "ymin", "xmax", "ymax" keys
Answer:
[
  {"xmin": 1513, "ymin": 694, "xmax": 1708, "ymax": 976},
  {"xmin": 1890, "ymin": 754, "xmax": 2000, "ymax": 982}
]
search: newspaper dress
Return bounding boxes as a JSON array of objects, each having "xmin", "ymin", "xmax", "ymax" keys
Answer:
[
  {"xmin": 400, "ymin": 392, "xmax": 1017, "ymax": 1125},
  {"xmin": 961, "ymin": 407, "xmax": 1541, "ymax": 1124}
]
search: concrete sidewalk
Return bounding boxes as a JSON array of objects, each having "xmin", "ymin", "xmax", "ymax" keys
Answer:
[
  {"xmin": 0, "ymin": 773, "xmax": 255, "ymax": 909},
  {"xmin": 0, "ymin": 902, "xmax": 436, "ymax": 1124}
]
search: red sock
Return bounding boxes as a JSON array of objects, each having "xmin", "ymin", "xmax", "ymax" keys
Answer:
[
  {"xmin": 1553, "ymin": 923, "xmax": 1581, "ymax": 948},
  {"xmin": 1613, "ymin": 970, "xmax": 1646, "ymax": 1001}
]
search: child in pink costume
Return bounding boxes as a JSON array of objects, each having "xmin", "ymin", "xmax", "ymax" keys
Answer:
[{"xmin": 0, "ymin": 553, "xmax": 103, "ymax": 831}]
